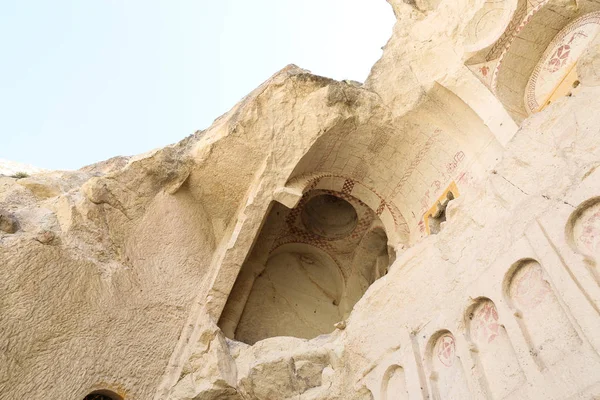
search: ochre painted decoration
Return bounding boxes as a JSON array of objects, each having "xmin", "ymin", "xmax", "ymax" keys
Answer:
[{"xmin": 424, "ymin": 181, "xmax": 459, "ymax": 235}]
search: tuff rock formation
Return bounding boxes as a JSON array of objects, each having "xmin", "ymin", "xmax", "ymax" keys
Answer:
[{"xmin": 2, "ymin": 1, "xmax": 600, "ymax": 399}]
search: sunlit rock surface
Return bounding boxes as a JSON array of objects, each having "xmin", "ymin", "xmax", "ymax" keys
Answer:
[{"xmin": 3, "ymin": 1, "xmax": 600, "ymax": 399}]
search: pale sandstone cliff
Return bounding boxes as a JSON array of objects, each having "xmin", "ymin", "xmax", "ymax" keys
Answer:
[{"xmin": 2, "ymin": 1, "xmax": 600, "ymax": 399}]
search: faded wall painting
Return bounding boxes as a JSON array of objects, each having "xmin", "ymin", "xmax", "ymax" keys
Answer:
[
  {"xmin": 429, "ymin": 332, "xmax": 470, "ymax": 399},
  {"xmin": 468, "ymin": 299, "xmax": 526, "ymax": 399},
  {"xmin": 507, "ymin": 260, "xmax": 581, "ymax": 368},
  {"xmin": 525, "ymin": 12, "xmax": 600, "ymax": 113}
]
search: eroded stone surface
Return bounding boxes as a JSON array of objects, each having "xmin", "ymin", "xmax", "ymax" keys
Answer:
[{"xmin": 3, "ymin": 1, "xmax": 600, "ymax": 400}]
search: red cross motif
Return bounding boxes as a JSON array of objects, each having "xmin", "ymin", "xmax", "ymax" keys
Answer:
[{"xmin": 437, "ymin": 334, "xmax": 456, "ymax": 367}]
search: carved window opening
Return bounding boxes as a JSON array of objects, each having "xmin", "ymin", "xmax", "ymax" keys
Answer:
[
  {"xmin": 83, "ymin": 391, "xmax": 122, "ymax": 400},
  {"xmin": 218, "ymin": 189, "xmax": 392, "ymax": 345},
  {"xmin": 425, "ymin": 183, "xmax": 458, "ymax": 235}
]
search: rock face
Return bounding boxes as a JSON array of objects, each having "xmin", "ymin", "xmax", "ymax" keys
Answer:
[
  {"xmin": 0, "ymin": 211, "xmax": 18, "ymax": 234},
  {"xmin": 2, "ymin": 1, "xmax": 600, "ymax": 399}
]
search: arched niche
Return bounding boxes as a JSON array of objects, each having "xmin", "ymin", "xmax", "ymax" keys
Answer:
[
  {"xmin": 566, "ymin": 196, "xmax": 600, "ymax": 287},
  {"xmin": 465, "ymin": 0, "xmax": 600, "ymax": 123},
  {"xmin": 426, "ymin": 330, "xmax": 470, "ymax": 399},
  {"xmin": 83, "ymin": 390, "xmax": 123, "ymax": 400},
  {"xmin": 381, "ymin": 365, "xmax": 409, "ymax": 400},
  {"xmin": 356, "ymin": 386, "xmax": 375, "ymax": 400},
  {"xmin": 286, "ymin": 81, "xmax": 503, "ymax": 245},
  {"xmin": 465, "ymin": 298, "xmax": 526, "ymax": 399},
  {"xmin": 492, "ymin": 4, "xmax": 600, "ymax": 122},
  {"xmin": 465, "ymin": 0, "xmax": 555, "ymax": 94},
  {"xmin": 524, "ymin": 12, "xmax": 600, "ymax": 113},
  {"xmin": 503, "ymin": 259, "xmax": 581, "ymax": 369},
  {"xmin": 218, "ymin": 188, "xmax": 392, "ymax": 344},
  {"xmin": 567, "ymin": 197, "xmax": 600, "ymax": 260},
  {"xmin": 234, "ymin": 244, "xmax": 344, "ymax": 344},
  {"xmin": 462, "ymin": 0, "xmax": 519, "ymax": 53},
  {"xmin": 285, "ymin": 173, "xmax": 408, "ymax": 249}
]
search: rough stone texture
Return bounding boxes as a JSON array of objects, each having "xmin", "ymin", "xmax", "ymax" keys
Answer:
[
  {"xmin": 2, "ymin": 1, "xmax": 600, "ymax": 399},
  {"xmin": 0, "ymin": 211, "xmax": 18, "ymax": 234}
]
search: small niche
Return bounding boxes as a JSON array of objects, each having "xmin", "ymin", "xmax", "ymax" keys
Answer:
[
  {"xmin": 466, "ymin": 298, "xmax": 526, "ymax": 398},
  {"xmin": 427, "ymin": 331, "xmax": 471, "ymax": 398},
  {"xmin": 381, "ymin": 365, "xmax": 409, "ymax": 400},
  {"xmin": 83, "ymin": 391, "xmax": 122, "ymax": 400},
  {"xmin": 425, "ymin": 182, "xmax": 458, "ymax": 235}
]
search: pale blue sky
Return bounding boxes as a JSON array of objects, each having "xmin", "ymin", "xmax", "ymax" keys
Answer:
[{"xmin": 0, "ymin": 1, "xmax": 394, "ymax": 170}]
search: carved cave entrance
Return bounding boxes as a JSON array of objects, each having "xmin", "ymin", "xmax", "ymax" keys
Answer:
[
  {"xmin": 83, "ymin": 391, "xmax": 122, "ymax": 400},
  {"xmin": 218, "ymin": 189, "xmax": 391, "ymax": 344}
]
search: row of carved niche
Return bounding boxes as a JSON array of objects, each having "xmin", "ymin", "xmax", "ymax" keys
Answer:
[
  {"xmin": 370, "ymin": 195, "xmax": 600, "ymax": 399},
  {"xmin": 374, "ymin": 257, "xmax": 592, "ymax": 400}
]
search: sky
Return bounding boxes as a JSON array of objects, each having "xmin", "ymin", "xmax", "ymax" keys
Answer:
[{"xmin": 0, "ymin": 1, "xmax": 395, "ymax": 170}]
